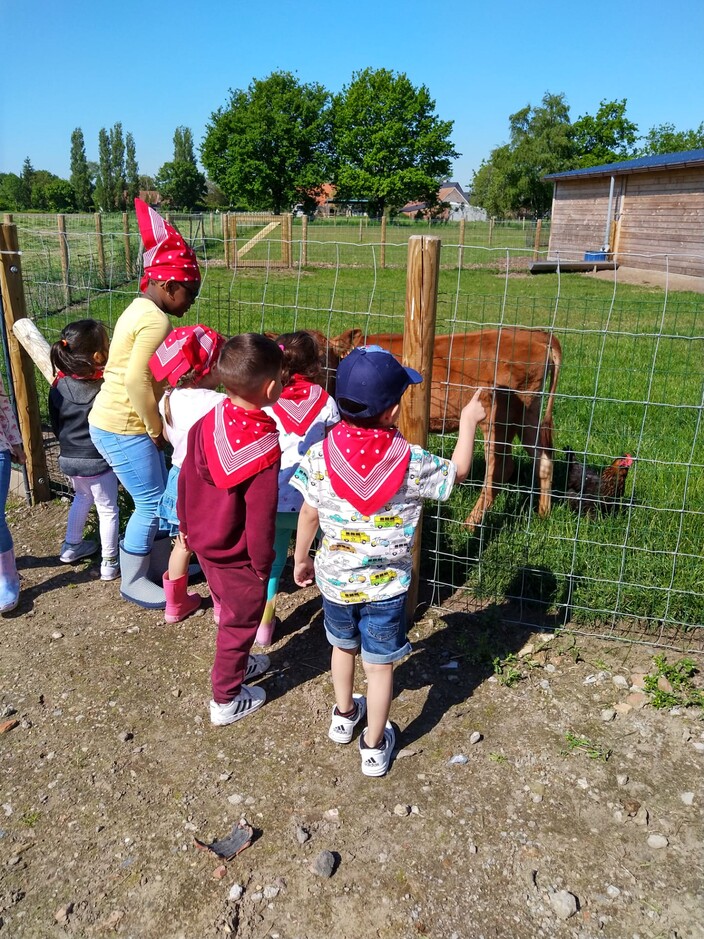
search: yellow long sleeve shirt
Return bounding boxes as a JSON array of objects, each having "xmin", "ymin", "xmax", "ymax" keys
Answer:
[{"xmin": 89, "ymin": 297, "xmax": 172, "ymax": 437}]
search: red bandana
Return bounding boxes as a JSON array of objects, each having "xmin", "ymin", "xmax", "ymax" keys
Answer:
[
  {"xmin": 201, "ymin": 399, "xmax": 280, "ymax": 489},
  {"xmin": 323, "ymin": 420, "xmax": 411, "ymax": 515},
  {"xmin": 53, "ymin": 369, "xmax": 104, "ymax": 385},
  {"xmin": 149, "ymin": 324, "xmax": 224, "ymax": 386},
  {"xmin": 134, "ymin": 198, "xmax": 201, "ymax": 292},
  {"xmin": 272, "ymin": 374, "xmax": 330, "ymax": 435}
]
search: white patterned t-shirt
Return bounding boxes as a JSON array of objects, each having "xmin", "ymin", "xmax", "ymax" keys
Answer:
[{"xmin": 291, "ymin": 443, "xmax": 456, "ymax": 603}]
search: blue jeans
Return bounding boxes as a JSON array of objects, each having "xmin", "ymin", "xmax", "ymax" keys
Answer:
[
  {"xmin": 89, "ymin": 428, "xmax": 167, "ymax": 555},
  {"xmin": 0, "ymin": 450, "xmax": 13, "ymax": 553},
  {"xmin": 322, "ymin": 592, "xmax": 411, "ymax": 665}
]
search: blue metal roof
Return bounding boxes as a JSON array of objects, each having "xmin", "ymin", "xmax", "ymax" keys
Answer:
[{"xmin": 544, "ymin": 149, "xmax": 704, "ymax": 181}]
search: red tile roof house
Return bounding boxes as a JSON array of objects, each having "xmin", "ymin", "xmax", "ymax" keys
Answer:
[{"xmin": 398, "ymin": 182, "xmax": 487, "ymax": 221}]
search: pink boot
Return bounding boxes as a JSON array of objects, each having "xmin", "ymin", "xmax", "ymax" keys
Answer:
[
  {"xmin": 255, "ymin": 617, "xmax": 278, "ymax": 647},
  {"xmin": 163, "ymin": 573, "xmax": 201, "ymax": 624},
  {"xmin": 212, "ymin": 597, "xmax": 221, "ymax": 626}
]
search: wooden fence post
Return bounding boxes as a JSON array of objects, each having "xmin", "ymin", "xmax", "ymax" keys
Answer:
[
  {"xmin": 533, "ymin": 218, "xmax": 543, "ymax": 260},
  {"xmin": 458, "ymin": 218, "xmax": 466, "ymax": 270},
  {"xmin": 222, "ymin": 214, "xmax": 230, "ymax": 268},
  {"xmin": 122, "ymin": 212, "xmax": 132, "ymax": 277},
  {"xmin": 301, "ymin": 215, "xmax": 308, "ymax": 267},
  {"xmin": 57, "ymin": 215, "xmax": 71, "ymax": 307},
  {"xmin": 95, "ymin": 213, "xmax": 107, "ymax": 284},
  {"xmin": 488, "ymin": 217, "xmax": 494, "ymax": 247},
  {"xmin": 283, "ymin": 214, "xmax": 293, "ymax": 268},
  {"xmin": 0, "ymin": 221, "xmax": 51, "ymax": 503},
  {"xmin": 399, "ymin": 235, "xmax": 441, "ymax": 618},
  {"xmin": 358, "ymin": 216, "xmax": 363, "ymax": 243},
  {"xmin": 380, "ymin": 215, "xmax": 387, "ymax": 269},
  {"xmin": 209, "ymin": 212, "xmax": 214, "ymax": 239}
]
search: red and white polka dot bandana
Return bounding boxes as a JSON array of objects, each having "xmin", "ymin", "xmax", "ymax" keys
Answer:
[
  {"xmin": 149, "ymin": 324, "xmax": 224, "ymax": 386},
  {"xmin": 134, "ymin": 198, "xmax": 201, "ymax": 292}
]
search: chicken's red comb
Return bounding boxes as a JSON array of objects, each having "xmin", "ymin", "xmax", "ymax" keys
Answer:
[{"xmin": 620, "ymin": 454, "xmax": 633, "ymax": 467}]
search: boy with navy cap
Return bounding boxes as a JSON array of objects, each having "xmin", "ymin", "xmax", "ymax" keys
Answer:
[{"xmin": 292, "ymin": 345, "xmax": 485, "ymax": 777}]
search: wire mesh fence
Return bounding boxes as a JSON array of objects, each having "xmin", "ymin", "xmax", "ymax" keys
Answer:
[{"xmin": 3, "ymin": 214, "xmax": 703, "ymax": 650}]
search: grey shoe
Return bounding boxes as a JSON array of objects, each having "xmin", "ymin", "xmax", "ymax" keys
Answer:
[
  {"xmin": 60, "ymin": 539, "xmax": 98, "ymax": 563},
  {"xmin": 147, "ymin": 535, "xmax": 172, "ymax": 582},
  {"xmin": 119, "ymin": 543, "xmax": 166, "ymax": 609}
]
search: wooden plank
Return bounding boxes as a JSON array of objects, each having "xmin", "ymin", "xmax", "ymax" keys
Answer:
[{"xmin": 237, "ymin": 219, "xmax": 281, "ymax": 258}]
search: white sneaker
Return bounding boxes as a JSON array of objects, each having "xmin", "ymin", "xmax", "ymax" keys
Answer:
[
  {"xmin": 328, "ymin": 694, "xmax": 367, "ymax": 744},
  {"xmin": 359, "ymin": 723, "xmax": 396, "ymax": 777},
  {"xmin": 100, "ymin": 557, "xmax": 120, "ymax": 581},
  {"xmin": 210, "ymin": 685, "xmax": 266, "ymax": 725},
  {"xmin": 245, "ymin": 653, "xmax": 270, "ymax": 681},
  {"xmin": 60, "ymin": 539, "xmax": 98, "ymax": 563}
]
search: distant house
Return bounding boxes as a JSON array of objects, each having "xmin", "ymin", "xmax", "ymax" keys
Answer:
[
  {"xmin": 139, "ymin": 190, "xmax": 162, "ymax": 208},
  {"xmin": 544, "ymin": 150, "xmax": 704, "ymax": 277},
  {"xmin": 398, "ymin": 182, "xmax": 487, "ymax": 222}
]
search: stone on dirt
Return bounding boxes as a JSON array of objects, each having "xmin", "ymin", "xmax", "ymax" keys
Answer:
[
  {"xmin": 549, "ymin": 889, "xmax": 578, "ymax": 920},
  {"xmin": 309, "ymin": 850, "xmax": 336, "ymax": 878}
]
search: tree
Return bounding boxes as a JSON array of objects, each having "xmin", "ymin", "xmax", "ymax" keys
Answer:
[
  {"xmin": 29, "ymin": 170, "xmax": 61, "ymax": 210},
  {"xmin": 110, "ymin": 122, "xmax": 126, "ymax": 210},
  {"xmin": 70, "ymin": 128, "xmax": 93, "ymax": 211},
  {"xmin": 331, "ymin": 68, "xmax": 458, "ymax": 217},
  {"xmin": 173, "ymin": 126, "xmax": 196, "ymax": 164},
  {"xmin": 571, "ymin": 99, "xmax": 639, "ymax": 168},
  {"xmin": 45, "ymin": 179, "xmax": 76, "ymax": 212},
  {"xmin": 471, "ymin": 92, "xmax": 574, "ymax": 218},
  {"xmin": 640, "ymin": 121, "xmax": 704, "ymax": 155},
  {"xmin": 202, "ymin": 71, "xmax": 332, "ymax": 214},
  {"xmin": 156, "ymin": 125, "xmax": 207, "ymax": 210},
  {"xmin": 0, "ymin": 173, "xmax": 27, "ymax": 211},
  {"xmin": 125, "ymin": 132, "xmax": 140, "ymax": 203},
  {"xmin": 93, "ymin": 128, "xmax": 113, "ymax": 211}
]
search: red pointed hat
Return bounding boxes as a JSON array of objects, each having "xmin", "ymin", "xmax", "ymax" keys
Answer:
[
  {"xmin": 149, "ymin": 324, "xmax": 225, "ymax": 386},
  {"xmin": 134, "ymin": 198, "xmax": 201, "ymax": 292}
]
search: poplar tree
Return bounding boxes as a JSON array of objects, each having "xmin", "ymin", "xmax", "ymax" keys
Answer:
[
  {"xmin": 110, "ymin": 122, "xmax": 126, "ymax": 210},
  {"xmin": 70, "ymin": 128, "xmax": 92, "ymax": 211},
  {"xmin": 125, "ymin": 132, "xmax": 140, "ymax": 203},
  {"xmin": 93, "ymin": 128, "xmax": 113, "ymax": 211}
]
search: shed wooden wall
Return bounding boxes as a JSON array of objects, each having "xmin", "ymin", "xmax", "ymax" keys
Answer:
[
  {"xmin": 548, "ymin": 167, "xmax": 704, "ymax": 277},
  {"xmin": 548, "ymin": 179, "xmax": 613, "ymax": 261}
]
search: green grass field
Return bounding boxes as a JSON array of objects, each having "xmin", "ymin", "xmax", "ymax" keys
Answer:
[{"xmin": 11, "ymin": 218, "xmax": 704, "ymax": 635}]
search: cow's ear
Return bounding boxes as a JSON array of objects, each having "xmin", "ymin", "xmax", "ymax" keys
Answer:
[{"xmin": 331, "ymin": 328, "xmax": 363, "ymax": 355}]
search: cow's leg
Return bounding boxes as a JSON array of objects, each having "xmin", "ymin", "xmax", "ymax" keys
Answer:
[
  {"xmin": 465, "ymin": 394, "xmax": 501, "ymax": 530},
  {"xmin": 520, "ymin": 401, "xmax": 553, "ymax": 518}
]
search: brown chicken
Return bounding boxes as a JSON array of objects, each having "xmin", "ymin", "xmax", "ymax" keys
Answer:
[{"xmin": 565, "ymin": 449, "xmax": 634, "ymax": 515}]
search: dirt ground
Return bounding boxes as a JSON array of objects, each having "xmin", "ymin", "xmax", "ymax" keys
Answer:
[{"xmin": 1, "ymin": 499, "xmax": 702, "ymax": 939}]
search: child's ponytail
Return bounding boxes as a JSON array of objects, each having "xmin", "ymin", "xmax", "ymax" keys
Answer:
[
  {"xmin": 276, "ymin": 331, "xmax": 322, "ymax": 387},
  {"xmin": 50, "ymin": 319, "xmax": 109, "ymax": 379}
]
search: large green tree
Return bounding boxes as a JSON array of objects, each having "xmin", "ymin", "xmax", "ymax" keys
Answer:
[
  {"xmin": 202, "ymin": 71, "xmax": 332, "ymax": 214},
  {"xmin": 571, "ymin": 99, "xmax": 639, "ymax": 168},
  {"xmin": 331, "ymin": 68, "xmax": 458, "ymax": 217},
  {"xmin": 156, "ymin": 126, "xmax": 207, "ymax": 210},
  {"xmin": 0, "ymin": 173, "xmax": 28, "ymax": 211},
  {"xmin": 639, "ymin": 121, "xmax": 704, "ymax": 155},
  {"xmin": 70, "ymin": 128, "xmax": 93, "ymax": 211},
  {"xmin": 471, "ymin": 92, "xmax": 574, "ymax": 217},
  {"xmin": 110, "ymin": 122, "xmax": 126, "ymax": 210}
]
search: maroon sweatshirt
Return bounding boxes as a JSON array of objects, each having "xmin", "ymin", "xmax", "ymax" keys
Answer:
[{"xmin": 177, "ymin": 414, "xmax": 279, "ymax": 578}]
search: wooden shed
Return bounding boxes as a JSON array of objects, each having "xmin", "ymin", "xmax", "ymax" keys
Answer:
[{"xmin": 544, "ymin": 149, "xmax": 704, "ymax": 277}]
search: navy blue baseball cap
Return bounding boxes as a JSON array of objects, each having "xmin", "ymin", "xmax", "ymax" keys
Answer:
[{"xmin": 335, "ymin": 345, "xmax": 423, "ymax": 418}]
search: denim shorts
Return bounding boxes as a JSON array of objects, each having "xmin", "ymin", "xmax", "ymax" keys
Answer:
[{"xmin": 322, "ymin": 593, "xmax": 411, "ymax": 665}]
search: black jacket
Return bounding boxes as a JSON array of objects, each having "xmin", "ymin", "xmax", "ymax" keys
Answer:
[{"xmin": 49, "ymin": 375, "xmax": 109, "ymax": 477}]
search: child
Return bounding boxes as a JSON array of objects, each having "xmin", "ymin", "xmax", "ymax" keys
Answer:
[
  {"xmin": 49, "ymin": 320, "xmax": 120, "ymax": 581},
  {"xmin": 89, "ymin": 198, "xmax": 200, "ymax": 609},
  {"xmin": 292, "ymin": 345, "xmax": 486, "ymax": 777},
  {"xmin": 148, "ymin": 324, "xmax": 226, "ymax": 623},
  {"xmin": 0, "ymin": 373, "xmax": 26, "ymax": 613},
  {"xmin": 178, "ymin": 333, "xmax": 284, "ymax": 725},
  {"xmin": 258, "ymin": 331, "xmax": 339, "ymax": 646}
]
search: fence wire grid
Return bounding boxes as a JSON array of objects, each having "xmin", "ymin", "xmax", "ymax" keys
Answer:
[{"xmin": 4, "ymin": 214, "xmax": 703, "ymax": 653}]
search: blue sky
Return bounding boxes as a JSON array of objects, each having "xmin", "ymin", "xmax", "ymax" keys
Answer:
[{"xmin": 2, "ymin": 0, "xmax": 702, "ymax": 188}]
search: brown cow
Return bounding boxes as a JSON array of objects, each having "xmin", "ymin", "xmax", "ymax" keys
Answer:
[{"xmin": 332, "ymin": 327, "xmax": 562, "ymax": 530}]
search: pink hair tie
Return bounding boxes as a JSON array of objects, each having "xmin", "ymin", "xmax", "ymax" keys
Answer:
[{"xmin": 278, "ymin": 344, "xmax": 285, "ymax": 351}]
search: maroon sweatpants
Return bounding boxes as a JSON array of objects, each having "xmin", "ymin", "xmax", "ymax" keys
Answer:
[{"xmin": 202, "ymin": 561, "xmax": 268, "ymax": 703}]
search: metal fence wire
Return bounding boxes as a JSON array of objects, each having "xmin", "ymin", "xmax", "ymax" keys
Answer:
[{"xmin": 4, "ymin": 213, "xmax": 703, "ymax": 652}]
